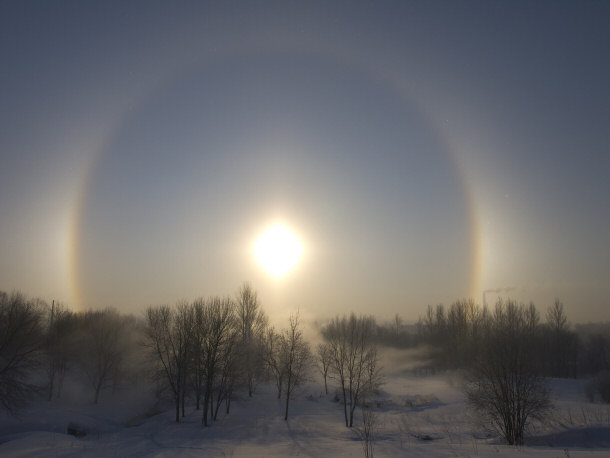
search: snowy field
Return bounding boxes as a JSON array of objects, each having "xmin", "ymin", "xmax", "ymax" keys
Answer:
[{"xmin": 1, "ymin": 372, "xmax": 610, "ymax": 457}]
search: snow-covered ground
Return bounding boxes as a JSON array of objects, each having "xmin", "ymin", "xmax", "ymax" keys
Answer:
[{"xmin": 1, "ymin": 372, "xmax": 609, "ymax": 457}]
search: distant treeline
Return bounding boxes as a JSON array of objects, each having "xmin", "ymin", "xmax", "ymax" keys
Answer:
[{"xmin": 373, "ymin": 298, "xmax": 610, "ymax": 378}]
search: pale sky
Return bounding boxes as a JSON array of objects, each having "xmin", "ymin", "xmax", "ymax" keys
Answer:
[{"xmin": 1, "ymin": 1, "xmax": 609, "ymax": 324}]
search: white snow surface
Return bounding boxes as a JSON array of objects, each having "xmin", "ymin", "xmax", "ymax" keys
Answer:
[{"xmin": 1, "ymin": 373, "xmax": 609, "ymax": 457}]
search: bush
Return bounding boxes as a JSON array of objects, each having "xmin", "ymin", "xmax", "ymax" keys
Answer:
[{"xmin": 465, "ymin": 300, "xmax": 551, "ymax": 446}]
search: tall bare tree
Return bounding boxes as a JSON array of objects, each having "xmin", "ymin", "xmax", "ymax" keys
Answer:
[
  {"xmin": 279, "ymin": 312, "xmax": 311, "ymax": 420},
  {"xmin": 321, "ymin": 313, "xmax": 380, "ymax": 427},
  {"xmin": 213, "ymin": 328, "xmax": 239, "ymax": 418},
  {"xmin": 546, "ymin": 299, "xmax": 568, "ymax": 332},
  {"xmin": 190, "ymin": 299, "xmax": 207, "ymax": 411},
  {"xmin": 544, "ymin": 299, "xmax": 577, "ymax": 377},
  {"xmin": 316, "ymin": 343, "xmax": 332, "ymax": 395},
  {"xmin": 76, "ymin": 308, "xmax": 126, "ymax": 404},
  {"xmin": 262, "ymin": 326, "xmax": 284, "ymax": 399},
  {"xmin": 45, "ymin": 303, "xmax": 75, "ymax": 401},
  {"xmin": 198, "ymin": 296, "xmax": 235, "ymax": 426},
  {"xmin": 235, "ymin": 283, "xmax": 267, "ymax": 397},
  {"xmin": 144, "ymin": 303, "xmax": 193, "ymax": 422}
]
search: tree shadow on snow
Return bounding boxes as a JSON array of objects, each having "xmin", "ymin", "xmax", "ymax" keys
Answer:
[{"xmin": 527, "ymin": 426, "xmax": 610, "ymax": 448}]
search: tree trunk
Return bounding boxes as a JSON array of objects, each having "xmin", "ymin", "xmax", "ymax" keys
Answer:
[
  {"xmin": 248, "ymin": 374, "xmax": 254, "ymax": 397},
  {"xmin": 180, "ymin": 373, "xmax": 187, "ymax": 418},
  {"xmin": 349, "ymin": 397, "xmax": 357, "ymax": 427},
  {"xmin": 210, "ymin": 393, "xmax": 215, "ymax": 422},
  {"xmin": 181, "ymin": 389, "xmax": 185, "ymax": 417},
  {"xmin": 94, "ymin": 382, "xmax": 102, "ymax": 404},
  {"xmin": 226, "ymin": 391, "xmax": 232, "ymax": 414},
  {"xmin": 348, "ymin": 379, "xmax": 354, "ymax": 427},
  {"xmin": 57, "ymin": 366, "xmax": 65, "ymax": 399},
  {"xmin": 276, "ymin": 375, "xmax": 283, "ymax": 399},
  {"xmin": 214, "ymin": 387, "xmax": 225, "ymax": 420},
  {"xmin": 342, "ymin": 385, "xmax": 348, "ymax": 427},
  {"xmin": 47, "ymin": 367, "xmax": 55, "ymax": 401},
  {"xmin": 284, "ymin": 388, "xmax": 291, "ymax": 421},
  {"xmin": 175, "ymin": 395, "xmax": 180, "ymax": 423},
  {"xmin": 202, "ymin": 389, "xmax": 210, "ymax": 426}
]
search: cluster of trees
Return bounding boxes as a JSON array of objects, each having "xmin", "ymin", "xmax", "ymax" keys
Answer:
[
  {"xmin": 143, "ymin": 284, "xmax": 313, "ymax": 424},
  {"xmin": 0, "ymin": 291, "xmax": 43, "ymax": 412},
  {"xmin": 1, "ymin": 285, "xmax": 385, "ymax": 431},
  {"xmin": 415, "ymin": 298, "xmax": 606, "ymax": 378},
  {"xmin": 317, "ymin": 314, "xmax": 381, "ymax": 427},
  {"xmin": 0, "ymin": 291, "xmax": 141, "ymax": 413},
  {"xmin": 142, "ymin": 287, "xmax": 384, "ymax": 427}
]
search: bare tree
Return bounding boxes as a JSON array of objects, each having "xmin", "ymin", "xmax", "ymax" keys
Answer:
[
  {"xmin": 363, "ymin": 346, "xmax": 382, "ymax": 397},
  {"xmin": 421, "ymin": 304, "xmax": 448, "ymax": 367},
  {"xmin": 546, "ymin": 299, "xmax": 568, "ymax": 332},
  {"xmin": 144, "ymin": 303, "xmax": 193, "ymax": 422},
  {"xmin": 316, "ymin": 343, "xmax": 332, "ymax": 395},
  {"xmin": 465, "ymin": 299, "xmax": 551, "ymax": 445},
  {"xmin": 542, "ymin": 299, "xmax": 578, "ymax": 377},
  {"xmin": 279, "ymin": 312, "xmax": 311, "ymax": 420},
  {"xmin": 446, "ymin": 299, "xmax": 479, "ymax": 368},
  {"xmin": 262, "ymin": 327, "xmax": 285, "ymax": 399},
  {"xmin": 198, "ymin": 296, "xmax": 235, "ymax": 427},
  {"xmin": 213, "ymin": 328, "xmax": 239, "ymax": 418},
  {"xmin": 355, "ymin": 404, "xmax": 379, "ymax": 458},
  {"xmin": 0, "ymin": 291, "xmax": 44, "ymax": 414},
  {"xmin": 235, "ymin": 283, "xmax": 267, "ymax": 397},
  {"xmin": 75, "ymin": 309, "xmax": 126, "ymax": 404},
  {"xmin": 393, "ymin": 313, "xmax": 403, "ymax": 337},
  {"xmin": 45, "ymin": 303, "xmax": 75, "ymax": 401},
  {"xmin": 45, "ymin": 300, "xmax": 58, "ymax": 401},
  {"xmin": 177, "ymin": 303, "xmax": 194, "ymax": 418},
  {"xmin": 321, "ymin": 313, "xmax": 380, "ymax": 427},
  {"xmin": 189, "ymin": 299, "xmax": 207, "ymax": 411}
]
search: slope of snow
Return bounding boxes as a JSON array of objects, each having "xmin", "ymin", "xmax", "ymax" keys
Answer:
[{"xmin": 1, "ymin": 373, "xmax": 609, "ymax": 457}]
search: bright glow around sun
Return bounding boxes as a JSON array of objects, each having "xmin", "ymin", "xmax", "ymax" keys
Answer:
[{"xmin": 254, "ymin": 224, "xmax": 303, "ymax": 277}]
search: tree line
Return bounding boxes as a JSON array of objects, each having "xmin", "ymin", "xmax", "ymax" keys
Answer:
[
  {"xmin": 6, "ymin": 284, "xmax": 606, "ymax": 445},
  {"xmin": 0, "ymin": 285, "xmax": 382, "ymax": 429},
  {"xmin": 412, "ymin": 298, "xmax": 607, "ymax": 379},
  {"xmin": 362, "ymin": 298, "xmax": 610, "ymax": 380}
]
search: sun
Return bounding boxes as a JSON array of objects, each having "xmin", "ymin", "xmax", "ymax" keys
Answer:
[{"xmin": 254, "ymin": 224, "xmax": 303, "ymax": 277}]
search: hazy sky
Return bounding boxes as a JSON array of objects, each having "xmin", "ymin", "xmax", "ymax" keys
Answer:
[{"xmin": 1, "ymin": 1, "xmax": 609, "ymax": 324}]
